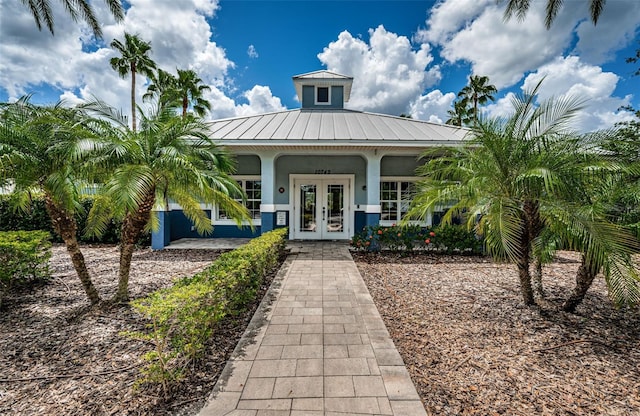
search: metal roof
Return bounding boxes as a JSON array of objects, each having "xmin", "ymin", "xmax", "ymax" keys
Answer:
[
  {"xmin": 292, "ymin": 70, "xmax": 353, "ymax": 80},
  {"xmin": 209, "ymin": 109, "xmax": 470, "ymax": 148}
]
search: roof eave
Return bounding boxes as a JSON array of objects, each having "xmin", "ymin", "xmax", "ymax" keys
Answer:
[{"xmin": 217, "ymin": 140, "xmax": 463, "ymax": 148}]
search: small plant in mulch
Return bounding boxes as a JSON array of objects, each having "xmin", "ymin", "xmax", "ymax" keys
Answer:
[{"xmin": 0, "ymin": 230, "xmax": 51, "ymax": 309}]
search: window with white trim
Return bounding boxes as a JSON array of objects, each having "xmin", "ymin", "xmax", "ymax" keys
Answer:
[
  {"xmin": 315, "ymin": 86, "xmax": 330, "ymax": 104},
  {"xmin": 380, "ymin": 180, "xmax": 415, "ymax": 222},
  {"xmin": 217, "ymin": 177, "xmax": 261, "ymax": 222}
]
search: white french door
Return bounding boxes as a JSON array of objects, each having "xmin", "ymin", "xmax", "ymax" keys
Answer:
[{"xmin": 293, "ymin": 177, "xmax": 351, "ymax": 240}]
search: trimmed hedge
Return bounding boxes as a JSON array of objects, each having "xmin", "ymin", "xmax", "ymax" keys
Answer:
[
  {"xmin": 0, "ymin": 230, "xmax": 51, "ymax": 308},
  {"xmin": 351, "ymin": 224, "xmax": 483, "ymax": 255},
  {"xmin": 0, "ymin": 196, "xmax": 150, "ymax": 246},
  {"xmin": 126, "ymin": 228, "xmax": 288, "ymax": 393}
]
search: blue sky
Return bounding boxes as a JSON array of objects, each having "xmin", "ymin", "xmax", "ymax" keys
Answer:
[{"xmin": 1, "ymin": 0, "xmax": 639, "ymax": 131}]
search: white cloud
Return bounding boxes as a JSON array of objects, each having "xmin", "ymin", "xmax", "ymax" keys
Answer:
[
  {"xmin": 317, "ymin": 25, "xmax": 440, "ymax": 116},
  {"xmin": 417, "ymin": 0, "xmax": 639, "ymax": 131},
  {"xmin": 485, "ymin": 56, "xmax": 634, "ymax": 132},
  {"xmin": 420, "ymin": 0, "xmax": 639, "ymax": 90},
  {"xmin": 409, "ymin": 90, "xmax": 456, "ymax": 123},
  {"xmin": 247, "ymin": 44, "xmax": 259, "ymax": 59},
  {"xmin": 203, "ymin": 87, "xmax": 240, "ymax": 119},
  {"xmin": 0, "ymin": 1, "xmax": 87, "ymax": 99},
  {"xmin": 573, "ymin": 0, "xmax": 640, "ymax": 64},
  {"xmin": 234, "ymin": 86, "xmax": 286, "ymax": 117},
  {"xmin": 484, "ymin": 92, "xmax": 517, "ymax": 119},
  {"xmin": 433, "ymin": 2, "xmax": 572, "ymax": 88},
  {"xmin": 0, "ymin": 0, "xmax": 288, "ymax": 122},
  {"xmin": 415, "ymin": 0, "xmax": 493, "ymax": 44},
  {"xmin": 204, "ymin": 85, "xmax": 286, "ymax": 119}
]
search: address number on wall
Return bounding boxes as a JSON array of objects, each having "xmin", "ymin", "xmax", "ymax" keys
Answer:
[{"xmin": 314, "ymin": 169, "xmax": 332, "ymax": 174}]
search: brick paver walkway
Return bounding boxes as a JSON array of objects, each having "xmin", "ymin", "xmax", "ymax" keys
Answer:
[{"xmin": 198, "ymin": 242, "xmax": 426, "ymax": 416}]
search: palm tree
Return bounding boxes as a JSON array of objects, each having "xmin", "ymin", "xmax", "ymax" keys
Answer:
[
  {"xmin": 143, "ymin": 68, "xmax": 178, "ymax": 111},
  {"xmin": 82, "ymin": 101, "xmax": 252, "ymax": 302},
  {"xmin": 110, "ymin": 33, "xmax": 157, "ymax": 132},
  {"xmin": 0, "ymin": 98, "xmax": 102, "ymax": 304},
  {"xmin": 445, "ymin": 99, "xmax": 472, "ymax": 126},
  {"xmin": 457, "ymin": 75, "xmax": 497, "ymax": 124},
  {"xmin": 174, "ymin": 69, "xmax": 212, "ymax": 119},
  {"xmin": 406, "ymin": 84, "xmax": 640, "ymax": 309},
  {"xmin": 19, "ymin": 0, "xmax": 124, "ymax": 38},
  {"xmin": 503, "ymin": 0, "xmax": 607, "ymax": 28}
]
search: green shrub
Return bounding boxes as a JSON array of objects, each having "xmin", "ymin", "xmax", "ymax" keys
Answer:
[
  {"xmin": 0, "ymin": 230, "xmax": 52, "ymax": 308},
  {"xmin": 350, "ymin": 224, "xmax": 482, "ymax": 255},
  {"xmin": 0, "ymin": 196, "xmax": 150, "ymax": 245},
  {"xmin": 127, "ymin": 228, "xmax": 288, "ymax": 394}
]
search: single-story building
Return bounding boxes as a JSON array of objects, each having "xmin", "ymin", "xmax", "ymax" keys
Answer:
[{"xmin": 151, "ymin": 70, "xmax": 468, "ymax": 249}]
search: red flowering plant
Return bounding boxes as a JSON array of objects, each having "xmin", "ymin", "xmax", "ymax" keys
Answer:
[
  {"xmin": 350, "ymin": 224, "xmax": 437, "ymax": 253},
  {"xmin": 350, "ymin": 224, "xmax": 482, "ymax": 255},
  {"xmin": 350, "ymin": 225, "xmax": 383, "ymax": 251}
]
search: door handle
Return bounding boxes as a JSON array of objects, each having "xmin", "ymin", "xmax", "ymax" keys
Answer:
[{"xmin": 322, "ymin": 206, "xmax": 326, "ymax": 221}]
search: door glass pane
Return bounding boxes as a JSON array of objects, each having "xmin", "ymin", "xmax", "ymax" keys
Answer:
[
  {"xmin": 300, "ymin": 184, "xmax": 317, "ymax": 233},
  {"xmin": 326, "ymin": 184, "xmax": 344, "ymax": 233}
]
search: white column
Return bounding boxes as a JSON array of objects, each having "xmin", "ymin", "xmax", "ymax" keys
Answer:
[
  {"xmin": 260, "ymin": 151, "xmax": 276, "ymax": 208},
  {"xmin": 365, "ymin": 151, "xmax": 382, "ymax": 227},
  {"xmin": 259, "ymin": 151, "xmax": 277, "ymax": 232}
]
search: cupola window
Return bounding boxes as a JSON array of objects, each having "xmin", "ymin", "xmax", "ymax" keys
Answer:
[{"xmin": 315, "ymin": 86, "xmax": 330, "ymax": 104}]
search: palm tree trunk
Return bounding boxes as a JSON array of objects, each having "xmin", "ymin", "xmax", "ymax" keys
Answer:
[
  {"xmin": 182, "ymin": 96, "xmax": 188, "ymax": 118},
  {"xmin": 562, "ymin": 255, "xmax": 597, "ymax": 313},
  {"xmin": 517, "ymin": 254, "xmax": 535, "ymax": 305},
  {"xmin": 113, "ymin": 189, "xmax": 155, "ymax": 302},
  {"xmin": 532, "ymin": 257, "xmax": 545, "ymax": 301},
  {"xmin": 44, "ymin": 194, "xmax": 101, "ymax": 305},
  {"xmin": 131, "ymin": 63, "xmax": 137, "ymax": 132},
  {"xmin": 517, "ymin": 199, "xmax": 541, "ymax": 306}
]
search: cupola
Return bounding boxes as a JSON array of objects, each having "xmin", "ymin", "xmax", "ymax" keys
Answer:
[{"xmin": 292, "ymin": 70, "xmax": 353, "ymax": 109}]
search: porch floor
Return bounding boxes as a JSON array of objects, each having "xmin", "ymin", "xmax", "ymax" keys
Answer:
[{"xmin": 163, "ymin": 238, "xmax": 252, "ymax": 250}]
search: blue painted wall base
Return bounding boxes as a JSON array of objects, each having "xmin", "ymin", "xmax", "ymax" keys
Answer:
[
  {"xmin": 365, "ymin": 213, "xmax": 381, "ymax": 228},
  {"xmin": 354, "ymin": 211, "xmax": 366, "ymax": 235},
  {"xmin": 151, "ymin": 211, "xmax": 171, "ymax": 250}
]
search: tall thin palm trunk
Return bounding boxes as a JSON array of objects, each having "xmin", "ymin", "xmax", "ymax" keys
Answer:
[
  {"xmin": 44, "ymin": 194, "xmax": 101, "ymax": 305},
  {"xmin": 131, "ymin": 63, "xmax": 137, "ymax": 132},
  {"xmin": 562, "ymin": 255, "xmax": 597, "ymax": 312},
  {"xmin": 113, "ymin": 189, "xmax": 155, "ymax": 302}
]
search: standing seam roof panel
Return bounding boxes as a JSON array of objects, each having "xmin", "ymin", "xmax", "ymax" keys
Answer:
[
  {"xmin": 288, "ymin": 111, "xmax": 311, "ymax": 139},
  {"xmin": 367, "ymin": 114, "xmax": 397, "ymax": 140},
  {"xmin": 344, "ymin": 112, "xmax": 366, "ymax": 139},
  {"xmin": 271, "ymin": 111, "xmax": 299, "ymax": 140},
  {"xmin": 254, "ymin": 111, "xmax": 288, "ymax": 139},
  {"xmin": 377, "ymin": 116, "xmax": 415, "ymax": 140},
  {"xmin": 401, "ymin": 119, "xmax": 437, "ymax": 140},
  {"xmin": 303, "ymin": 112, "xmax": 322, "ymax": 140},
  {"xmin": 208, "ymin": 119, "xmax": 232, "ymax": 136},
  {"xmin": 357, "ymin": 114, "xmax": 384, "ymax": 140},
  {"xmin": 319, "ymin": 112, "xmax": 336, "ymax": 140},
  {"xmin": 240, "ymin": 115, "xmax": 275, "ymax": 139},
  {"xmin": 333, "ymin": 112, "xmax": 351, "ymax": 140}
]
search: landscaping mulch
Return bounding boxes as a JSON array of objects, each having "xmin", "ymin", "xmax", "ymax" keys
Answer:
[
  {"xmin": 354, "ymin": 251, "xmax": 640, "ymax": 416},
  {"xmin": 0, "ymin": 245, "xmax": 279, "ymax": 415}
]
